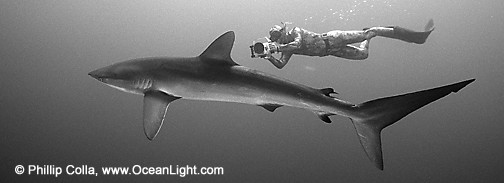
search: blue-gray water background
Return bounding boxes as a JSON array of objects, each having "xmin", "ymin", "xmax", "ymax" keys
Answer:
[{"xmin": 1, "ymin": 0, "xmax": 503, "ymax": 182}]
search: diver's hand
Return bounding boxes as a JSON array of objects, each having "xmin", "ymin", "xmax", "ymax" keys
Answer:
[{"xmin": 267, "ymin": 42, "xmax": 280, "ymax": 53}]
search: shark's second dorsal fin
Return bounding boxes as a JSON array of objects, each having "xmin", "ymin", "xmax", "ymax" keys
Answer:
[
  {"xmin": 199, "ymin": 31, "xmax": 238, "ymax": 66},
  {"xmin": 319, "ymin": 88, "xmax": 338, "ymax": 98}
]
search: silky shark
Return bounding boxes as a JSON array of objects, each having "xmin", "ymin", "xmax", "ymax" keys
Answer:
[{"xmin": 89, "ymin": 31, "xmax": 474, "ymax": 170}]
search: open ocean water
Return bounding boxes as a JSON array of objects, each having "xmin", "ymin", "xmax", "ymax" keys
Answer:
[{"xmin": 1, "ymin": 0, "xmax": 503, "ymax": 182}]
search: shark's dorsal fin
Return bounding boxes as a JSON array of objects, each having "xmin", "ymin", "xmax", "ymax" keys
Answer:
[
  {"xmin": 143, "ymin": 91, "xmax": 180, "ymax": 140},
  {"xmin": 199, "ymin": 31, "xmax": 238, "ymax": 66}
]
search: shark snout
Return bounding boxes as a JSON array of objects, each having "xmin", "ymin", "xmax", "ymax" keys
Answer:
[
  {"xmin": 88, "ymin": 67, "xmax": 114, "ymax": 82},
  {"xmin": 88, "ymin": 70, "xmax": 99, "ymax": 79},
  {"xmin": 88, "ymin": 70, "xmax": 104, "ymax": 81}
]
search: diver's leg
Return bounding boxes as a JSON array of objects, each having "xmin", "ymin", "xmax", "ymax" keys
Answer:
[
  {"xmin": 365, "ymin": 19, "xmax": 435, "ymax": 44},
  {"xmin": 331, "ymin": 41, "xmax": 370, "ymax": 60},
  {"xmin": 325, "ymin": 30, "xmax": 376, "ymax": 45}
]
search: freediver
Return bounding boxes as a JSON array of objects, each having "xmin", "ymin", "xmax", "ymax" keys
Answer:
[{"xmin": 261, "ymin": 19, "xmax": 435, "ymax": 69}]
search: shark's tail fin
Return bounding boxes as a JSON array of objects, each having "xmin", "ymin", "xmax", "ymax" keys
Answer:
[{"xmin": 349, "ymin": 79, "xmax": 474, "ymax": 170}]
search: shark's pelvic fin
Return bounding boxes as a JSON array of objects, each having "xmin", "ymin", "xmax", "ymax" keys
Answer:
[
  {"xmin": 143, "ymin": 91, "xmax": 180, "ymax": 140},
  {"xmin": 350, "ymin": 79, "xmax": 475, "ymax": 170},
  {"xmin": 199, "ymin": 31, "xmax": 238, "ymax": 66},
  {"xmin": 259, "ymin": 103, "xmax": 283, "ymax": 112}
]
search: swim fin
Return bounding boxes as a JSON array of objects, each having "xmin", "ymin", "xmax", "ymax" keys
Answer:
[{"xmin": 381, "ymin": 19, "xmax": 435, "ymax": 44}]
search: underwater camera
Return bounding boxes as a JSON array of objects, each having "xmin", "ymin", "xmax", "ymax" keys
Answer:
[{"xmin": 249, "ymin": 41, "xmax": 277, "ymax": 58}]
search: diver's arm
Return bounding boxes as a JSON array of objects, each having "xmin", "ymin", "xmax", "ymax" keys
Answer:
[
  {"xmin": 266, "ymin": 55, "xmax": 288, "ymax": 69},
  {"xmin": 278, "ymin": 27, "xmax": 302, "ymax": 52}
]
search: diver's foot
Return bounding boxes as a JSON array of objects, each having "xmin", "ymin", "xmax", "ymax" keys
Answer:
[
  {"xmin": 388, "ymin": 26, "xmax": 433, "ymax": 44},
  {"xmin": 364, "ymin": 20, "xmax": 434, "ymax": 44},
  {"xmin": 359, "ymin": 39, "xmax": 370, "ymax": 49}
]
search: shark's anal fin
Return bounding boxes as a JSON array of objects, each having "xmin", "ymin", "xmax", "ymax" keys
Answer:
[
  {"xmin": 314, "ymin": 111, "xmax": 335, "ymax": 123},
  {"xmin": 259, "ymin": 103, "xmax": 283, "ymax": 112},
  {"xmin": 143, "ymin": 91, "xmax": 180, "ymax": 140},
  {"xmin": 199, "ymin": 31, "xmax": 239, "ymax": 66}
]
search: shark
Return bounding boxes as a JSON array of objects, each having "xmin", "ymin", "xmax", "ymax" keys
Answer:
[{"xmin": 89, "ymin": 31, "xmax": 474, "ymax": 170}]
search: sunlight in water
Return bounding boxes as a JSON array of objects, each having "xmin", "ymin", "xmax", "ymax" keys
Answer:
[{"xmin": 301, "ymin": 0, "xmax": 417, "ymax": 25}]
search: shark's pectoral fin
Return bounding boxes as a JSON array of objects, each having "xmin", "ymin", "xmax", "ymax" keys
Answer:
[
  {"xmin": 258, "ymin": 103, "xmax": 283, "ymax": 112},
  {"xmin": 143, "ymin": 91, "xmax": 180, "ymax": 140}
]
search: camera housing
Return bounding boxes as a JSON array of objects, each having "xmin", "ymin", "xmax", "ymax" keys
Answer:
[{"xmin": 249, "ymin": 42, "xmax": 274, "ymax": 58}]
